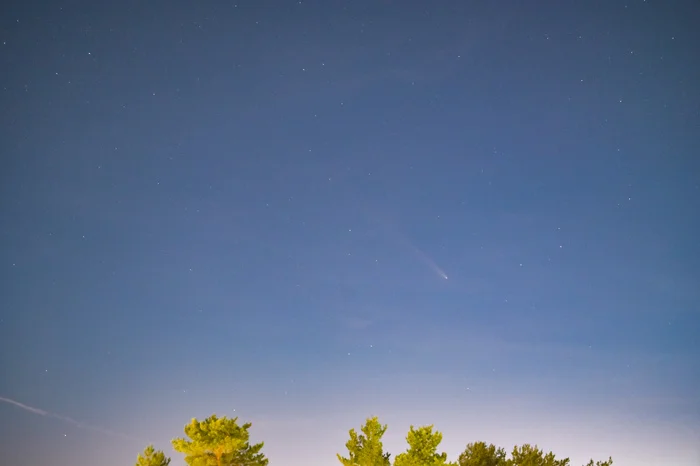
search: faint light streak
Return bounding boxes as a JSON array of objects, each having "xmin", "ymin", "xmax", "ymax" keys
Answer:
[
  {"xmin": 368, "ymin": 210, "xmax": 450, "ymax": 281},
  {"xmin": 0, "ymin": 396, "xmax": 137, "ymax": 441},
  {"xmin": 406, "ymin": 241, "xmax": 449, "ymax": 280}
]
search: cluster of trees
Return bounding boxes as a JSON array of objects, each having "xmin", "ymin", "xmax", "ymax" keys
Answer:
[
  {"xmin": 136, "ymin": 415, "xmax": 266, "ymax": 466},
  {"xmin": 336, "ymin": 417, "xmax": 612, "ymax": 466},
  {"xmin": 136, "ymin": 414, "xmax": 613, "ymax": 466}
]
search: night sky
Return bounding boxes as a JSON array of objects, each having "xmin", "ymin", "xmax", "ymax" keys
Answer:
[{"xmin": 1, "ymin": 1, "xmax": 699, "ymax": 465}]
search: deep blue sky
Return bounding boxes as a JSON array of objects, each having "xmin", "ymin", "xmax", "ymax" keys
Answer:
[{"xmin": 1, "ymin": 0, "xmax": 699, "ymax": 465}]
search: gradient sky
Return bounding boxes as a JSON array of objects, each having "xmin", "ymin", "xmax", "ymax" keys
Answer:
[{"xmin": 1, "ymin": 1, "xmax": 699, "ymax": 465}]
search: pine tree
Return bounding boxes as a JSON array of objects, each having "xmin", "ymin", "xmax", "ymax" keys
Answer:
[
  {"xmin": 337, "ymin": 416, "xmax": 391, "ymax": 466},
  {"xmin": 171, "ymin": 414, "xmax": 268, "ymax": 466},
  {"xmin": 135, "ymin": 445, "xmax": 170, "ymax": 466},
  {"xmin": 394, "ymin": 425, "xmax": 455, "ymax": 466}
]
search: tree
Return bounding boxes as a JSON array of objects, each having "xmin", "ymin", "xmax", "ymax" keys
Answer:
[
  {"xmin": 135, "ymin": 445, "xmax": 171, "ymax": 466},
  {"xmin": 171, "ymin": 414, "xmax": 268, "ymax": 466},
  {"xmin": 509, "ymin": 444, "xmax": 569, "ymax": 466},
  {"xmin": 338, "ymin": 416, "xmax": 391, "ymax": 466},
  {"xmin": 394, "ymin": 425, "xmax": 455, "ymax": 466},
  {"xmin": 458, "ymin": 441, "xmax": 508, "ymax": 466},
  {"xmin": 582, "ymin": 459, "xmax": 613, "ymax": 466}
]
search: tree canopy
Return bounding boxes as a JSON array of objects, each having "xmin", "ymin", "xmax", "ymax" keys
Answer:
[
  {"xmin": 394, "ymin": 424, "xmax": 455, "ymax": 466},
  {"xmin": 582, "ymin": 459, "xmax": 613, "ymax": 466},
  {"xmin": 135, "ymin": 445, "xmax": 171, "ymax": 466},
  {"xmin": 337, "ymin": 416, "xmax": 392, "ymax": 466},
  {"xmin": 135, "ymin": 413, "xmax": 612, "ymax": 466},
  {"xmin": 509, "ymin": 444, "xmax": 570, "ymax": 466},
  {"xmin": 458, "ymin": 441, "xmax": 508, "ymax": 466},
  {"xmin": 171, "ymin": 415, "xmax": 268, "ymax": 466}
]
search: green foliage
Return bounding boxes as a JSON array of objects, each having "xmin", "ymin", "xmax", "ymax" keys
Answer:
[
  {"xmin": 509, "ymin": 444, "xmax": 569, "ymax": 466},
  {"xmin": 135, "ymin": 445, "xmax": 171, "ymax": 466},
  {"xmin": 394, "ymin": 425, "xmax": 455, "ymax": 466},
  {"xmin": 171, "ymin": 415, "xmax": 268, "ymax": 466},
  {"xmin": 337, "ymin": 416, "xmax": 392, "ymax": 466},
  {"xmin": 458, "ymin": 441, "xmax": 508, "ymax": 466},
  {"xmin": 582, "ymin": 458, "xmax": 613, "ymax": 466},
  {"xmin": 134, "ymin": 413, "xmax": 613, "ymax": 466}
]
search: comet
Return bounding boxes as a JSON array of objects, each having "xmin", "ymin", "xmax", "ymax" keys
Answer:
[
  {"xmin": 406, "ymin": 241, "xmax": 449, "ymax": 280},
  {"xmin": 366, "ymin": 209, "xmax": 450, "ymax": 281}
]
